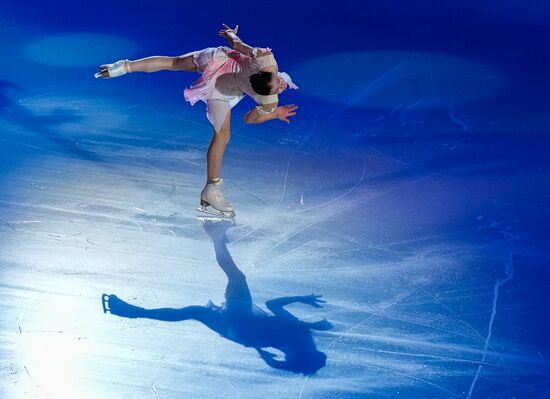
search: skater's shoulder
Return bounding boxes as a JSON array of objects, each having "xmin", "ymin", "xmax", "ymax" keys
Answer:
[
  {"xmin": 252, "ymin": 48, "xmax": 277, "ymax": 67},
  {"xmin": 253, "ymin": 50, "xmax": 277, "ymax": 72}
]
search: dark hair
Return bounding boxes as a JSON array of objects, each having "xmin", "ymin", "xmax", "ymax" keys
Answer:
[{"xmin": 250, "ymin": 71, "xmax": 273, "ymax": 96}]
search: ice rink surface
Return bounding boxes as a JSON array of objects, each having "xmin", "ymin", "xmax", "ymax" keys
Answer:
[{"xmin": 1, "ymin": 1, "xmax": 549, "ymax": 398}]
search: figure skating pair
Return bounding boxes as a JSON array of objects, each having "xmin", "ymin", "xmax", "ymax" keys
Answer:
[{"xmin": 96, "ymin": 24, "xmax": 298, "ymax": 217}]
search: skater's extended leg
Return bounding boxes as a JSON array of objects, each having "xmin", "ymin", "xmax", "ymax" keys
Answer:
[
  {"xmin": 140, "ymin": 305, "xmax": 211, "ymax": 322},
  {"xmin": 105, "ymin": 294, "xmax": 210, "ymax": 321},
  {"xmin": 128, "ymin": 52, "xmax": 198, "ymax": 73},
  {"xmin": 103, "ymin": 295, "xmax": 227, "ymax": 334},
  {"xmin": 105, "ymin": 295, "xmax": 210, "ymax": 322},
  {"xmin": 97, "ymin": 52, "xmax": 197, "ymax": 78}
]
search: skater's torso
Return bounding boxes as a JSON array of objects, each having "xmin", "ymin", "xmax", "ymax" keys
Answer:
[
  {"xmin": 215, "ymin": 47, "xmax": 279, "ymax": 105},
  {"xmin": 210, "ymin": 310, "xmax": 313, "ymax": 349},
  {"xmin": 185, "ymin": 46, "xmax": 279, "ymax": 109}
]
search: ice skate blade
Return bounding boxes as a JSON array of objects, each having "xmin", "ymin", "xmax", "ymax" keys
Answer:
[
  {"xmin": 94, "ymin": 72, "xmax": 102, "ymax": 79},
  {"xmin": 196, "ymin": 206, "xmax": 235, "ymax": 219},
  {"xmin": 101, "ymin": 294, "xmax": 110, "ymax": 314}
]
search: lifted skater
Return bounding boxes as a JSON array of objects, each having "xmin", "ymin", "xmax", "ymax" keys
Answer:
[{"xmin": 95, "ymin": 24, "xmax": 299, "ymax": 217}]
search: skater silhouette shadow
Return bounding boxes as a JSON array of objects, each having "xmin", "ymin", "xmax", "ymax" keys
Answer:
[
  {"xmin": 102, "ymin": 220, "xmax": 332, "ymax": 375},
  {"xmin": 0, "ymin": 80, "xmax": 101, "ymax": 162}
]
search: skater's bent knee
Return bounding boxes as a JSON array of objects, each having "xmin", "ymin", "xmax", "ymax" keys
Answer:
[
  {"xmin": 171, "ymin": 57, "xmax": 183, "ymax": 69},
  {"xmin": 172, "ymin": 55, "xmax": 197, "ymax": 71},
  {"xmin": 216, "ymin": 128, "xmax": 231, "ymax": 143},
  {"xmin": 227, "ymin": 270, "xmax": 247, "ymax": 286}
]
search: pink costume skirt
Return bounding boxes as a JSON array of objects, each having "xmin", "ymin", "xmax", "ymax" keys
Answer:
[{"xmin": 184, "ymin": 47, "xmax": 245, "ymax": 133}]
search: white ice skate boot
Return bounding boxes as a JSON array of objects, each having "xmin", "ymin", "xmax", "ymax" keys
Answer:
[
  {"xmin": 198, "ymin": 179, "xmax": 236, "ymax": 218},
  {"xmin": 94, "ymin": 59, "xmax": 130, "ymax": 79}
]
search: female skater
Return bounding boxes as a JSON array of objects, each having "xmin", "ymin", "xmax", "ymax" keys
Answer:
[{"xmin": 95, "ymin": 24, "xmax": 299, "ymax": 217}]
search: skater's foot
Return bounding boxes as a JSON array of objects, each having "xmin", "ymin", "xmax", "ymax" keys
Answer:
[
  {"xmin": 199, "ymin": 179, "xmax": 236, "ymax": 218},
  {"xmin": 102, "ymin": 294, "xmax": 143, "ymax": 318},
  {"xmin": 95, "ymin": 59, "xmax": 130, "ymax": 79}
]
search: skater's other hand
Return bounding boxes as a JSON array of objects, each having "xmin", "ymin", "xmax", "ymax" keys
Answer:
[
  {"xmin": 275, "ymin": 104, "xmax": 298, "ymax": 124},
  {"xmin": 219, "ymin": 23, "xmax": 239, "ymax": 39},
  {"xmin": 257, "ymin": 348, "xmax": 276, "ymax": 360},
  {"xmin": 299, "ymin": 294, "xmax": 326, "ymax": 308}
]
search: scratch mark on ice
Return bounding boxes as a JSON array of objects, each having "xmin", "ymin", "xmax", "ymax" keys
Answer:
[
  {"xmin": 327, "ymin": 289, "xmax": 418, "ymax": 351},
  {"xmin": 298, "ymin": 375, "xmax": 309, "ymax": 399},
  {"xmin": 298, "ymin": 156, "xmax": 366, "ymax": 214},
  {"xmin": 232, "ymin": 114, "xmax": 318, "ymax": 244},
  {"xmin": 422, "ymin": 289, "xmax": 496, "ymax": 349},
  {"xmin": 466, "ymin": 252, "xmax": 515, "ymax": 399},
  {"xmin": 24, "ymin": 366, "xmax": 53, "ymax": 398},
  {"xmin": 0, "ymin": 217, "xmax": 17, "ymax": 230},
  {"xmin": 167, "ymin": 229, "xmax": 176, "ymax": 243},
  {"xmin": 448, "ymin": 99, "xmax": 470, "ymax": 130},
  {"xmin": 254, "ymin": 240, "xmax": 315, "ymax": 266}
]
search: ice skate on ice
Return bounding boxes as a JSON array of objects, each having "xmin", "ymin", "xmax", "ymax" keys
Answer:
[
  {"xmin": 197, "ymin": 179, "xmax": 236, "ymax": 218},
  {"xmin": 102, "ymin": 294, "xmax": 141, "ymax": 318},
  {"xmin": 94, "ymin": 59, "xmax": 130, "ymax": 79},
  {"xmin": 101, "ymin": 293, "xmax": 110, "ymax": 313}
]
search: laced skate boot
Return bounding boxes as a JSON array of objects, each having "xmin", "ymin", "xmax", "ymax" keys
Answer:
[
  {"xmin": 198, "ymin": 179, "xmax": 236, "ymax": 218},
  {"xmin": 94, "ymin": 59, "xmax": 130, "ymax": 79}
]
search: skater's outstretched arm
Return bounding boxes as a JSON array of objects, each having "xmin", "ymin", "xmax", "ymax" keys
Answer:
[{"xmin": 219, "ymin": 24, "xmax": 269, "ymax": 58}]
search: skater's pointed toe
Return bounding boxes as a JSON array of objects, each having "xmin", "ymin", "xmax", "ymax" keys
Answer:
[
  {"xmin": 95, "ymin": 59, "xmax": 130, "ymax": 79},
  {"xmin": 102, "ymin": 294, "xmax": 142, "ymax": 318}
]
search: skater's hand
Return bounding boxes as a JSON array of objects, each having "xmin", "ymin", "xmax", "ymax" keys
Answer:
[
  {"xmin": 257, "ymin": 348, "xmax": 276, "ymax": 360},
  {"xmin": 219, "ymin": 23, "xmax": 239, "ymax": 40},
  {"xmin": 275, "ymin": 104, "xmax": 298, "ymax": 124},
  {"xmin": 298, "ymin": 294, "xmax": 326, "ymax": 308}
]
